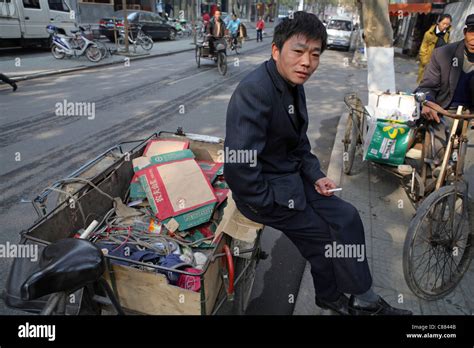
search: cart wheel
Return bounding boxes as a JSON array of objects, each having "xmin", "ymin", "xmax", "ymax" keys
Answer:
[
  {"xmin": 342, "ymin": 112, "xmax": 359, "ymax": 175},
  {"xmin": 232, "ymin": 254, "xmax": 258, "ymax": 315},
  {"xmin": 217, "ymin": 52, "xmax": 227, "ymax": 76},
  {"xmin": 403, "ymin": 183, "xmax": 473, "ymax": 300},
  {"xmin": 195, "ymin": 46, "xmax": 201, "ymax": 68}
]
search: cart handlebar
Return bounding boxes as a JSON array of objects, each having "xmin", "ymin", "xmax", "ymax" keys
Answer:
[{"xmin": 423, "ymin": 100, "xmax": 474, "ymax": 120}]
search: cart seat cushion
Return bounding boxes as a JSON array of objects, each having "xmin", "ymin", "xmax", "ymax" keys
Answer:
[{"xmin": 21, "ymin": 239, "xmax": 105, "ymax": 301}]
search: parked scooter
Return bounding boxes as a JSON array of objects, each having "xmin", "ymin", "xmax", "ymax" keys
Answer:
[{"xmin": 47, "ymin": 25, "xmax": 102, "ymax": 63}]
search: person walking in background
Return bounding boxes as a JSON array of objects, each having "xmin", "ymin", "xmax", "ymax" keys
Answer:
[
  {"xmin": 256, "ymin": 16, "xmax": 264, "ymax": 42},
  {"xmin": 0, "ymin": 73, "xmax": 18, "ymax": 92},
  {"xmin": 417, "ymin": 14, "xmax": 452, "ymax": 83}
]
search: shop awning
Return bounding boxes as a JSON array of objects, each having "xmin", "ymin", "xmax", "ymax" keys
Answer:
[{"xmin": 389, "ymin": 3, "xmax": 432, "ymax": 16}]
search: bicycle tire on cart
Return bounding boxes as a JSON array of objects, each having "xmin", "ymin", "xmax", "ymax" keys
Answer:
[
  {"xmin": 343, "ymin": 111, "xmax": 359, "ymax": 175},
  {"xmin": 403, "ymin": 183, "xmax": 473, "ymax": 300}
]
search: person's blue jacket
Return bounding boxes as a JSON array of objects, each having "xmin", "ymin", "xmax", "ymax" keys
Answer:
[{"xmin": 227, "ymin": 19, "xmax": 241, "ymax": 35}]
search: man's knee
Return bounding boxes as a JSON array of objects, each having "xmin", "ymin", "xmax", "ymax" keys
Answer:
[{"xmin": 336, "ymin": 200, "xmax": 362, "ymax": 229}]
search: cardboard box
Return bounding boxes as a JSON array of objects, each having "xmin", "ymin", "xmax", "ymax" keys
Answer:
[
  {"xmin": 143, "ymin": 139, "xmax": 190, "ymax": 157},
  {"xmin": 197, "ymin": 160, "xmax": 223, "ymax": 183},
  {"xmin": 137, "ymin": 158, "xmax": 218, "ymax": 230},
  {"xmin": 130, "ymin": 150, "xmax": 195, "ymax": 199}
]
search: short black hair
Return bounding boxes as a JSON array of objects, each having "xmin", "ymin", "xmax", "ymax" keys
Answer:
[
  {"xmin": 273, "ymin": 11, "xmax": 327, "ymax": 53},
  {"xmin": 438, "ymin": 14, "xmax": 452, "ymax": 23}
]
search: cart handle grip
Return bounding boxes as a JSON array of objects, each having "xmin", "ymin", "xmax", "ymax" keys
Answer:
[{"xmin": 222, "ymin": 244, "xmax": 234, "ymax": 295}]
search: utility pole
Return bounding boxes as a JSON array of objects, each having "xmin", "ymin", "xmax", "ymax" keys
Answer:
[
  {"xmin": 122, "ymin": 0, "xmax": 129, "ymax": 53},
  {"xmin": 298, "ymin": 0, "xmax": 304, "ymax": 11},
  {"xmin": 192, "ymin": 0, "xmax": 196, "ymax": 45},
  {"xmin": 361, "ymin": 0, "xmax": 395, "ymax": 100}
]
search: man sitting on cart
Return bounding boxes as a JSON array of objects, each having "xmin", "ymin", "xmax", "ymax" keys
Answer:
[
  {"xmin": 224, "ymin": 11, "xmax": 411, "ymax": 316},
  {"xmin": 206, "ymin": 10, "xmax": 226, "ymax": 55},
  {"xmin": 416, "ymin": 14, "xmax": 474, "ymax": 161}
]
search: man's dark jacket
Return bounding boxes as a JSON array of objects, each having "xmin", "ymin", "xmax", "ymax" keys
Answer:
[
  {"xmin": 224, "ymin": 58, "xmax": 326, "ymax": 215},
  {"xmin": 417, "ymin": 40, "xmax": 465, "ymax": 108},
  {"xmin": 207, "ymin": 17, "xmax": 225, "ymax": 38}
]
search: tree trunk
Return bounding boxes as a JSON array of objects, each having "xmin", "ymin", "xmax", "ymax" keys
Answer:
[{"xmin": 361, "ymin": 0, "xmax": 396, "ymax": 97}]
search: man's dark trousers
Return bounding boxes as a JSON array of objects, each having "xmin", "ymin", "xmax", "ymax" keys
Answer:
[{"xmin": 236, "ymin": 177, "xmax": 373, "ymax": 302}]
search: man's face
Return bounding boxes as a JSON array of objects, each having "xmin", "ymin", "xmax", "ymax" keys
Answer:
[
  {"xmin": 465, "ymin": 26, "xmax": 474, "ymax": 53},
  {"xmin": 437, "ymin": 18, "xmax": 451, "ymax": 32},
  {"xmin": 271, "ymin": 34, "xmax": 322, "ymax": 85},
  {"xmin": 214, "ymin": 11, "xmax": 221, "ymax": 20}
]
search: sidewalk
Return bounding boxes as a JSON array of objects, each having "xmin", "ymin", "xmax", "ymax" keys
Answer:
[
  {"xmin": 0, "ymin": 22, "xmax": 274, "ymax": 81},
  {"xmin": 293, "ymin": 56, "xmax": 474, "ymax": 315}
]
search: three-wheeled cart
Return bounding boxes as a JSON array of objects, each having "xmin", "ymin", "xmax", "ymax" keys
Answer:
[{"xmin": 3, "ymin": 129, "xmax": 265, "ymax": 315}]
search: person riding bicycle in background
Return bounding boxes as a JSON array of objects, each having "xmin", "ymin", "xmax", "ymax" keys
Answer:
[
  {"xmin": 416, "ymin": 13, "xmax": 474, "ymax": 162},
  {"xmin": 227, "ymin": 14, "xmax": 241, "ymax": 47},
  {"xmin": 206, "ymin": 10, "xmax": 226, "ymax": 54}
]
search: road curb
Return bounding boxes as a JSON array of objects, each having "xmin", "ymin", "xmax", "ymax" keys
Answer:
[
  {"xmin": 292, "ymin": 111, "xmax": 347, "ymax": 315},
  {"xmin": 10, "ymin": 34, "xmax": 268, "ymax": 82}
]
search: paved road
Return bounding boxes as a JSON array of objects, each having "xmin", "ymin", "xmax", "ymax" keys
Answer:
[{"xmin": 0, "ymin": 40, "xmax": 355, "ymax": 314}]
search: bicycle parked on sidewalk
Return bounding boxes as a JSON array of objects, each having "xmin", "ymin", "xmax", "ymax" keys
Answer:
[
  {"xmin": 343, "ymin": 91, "xmax": 474, "ymax": 301},
  {"xmin": 117, "ymin": 24, "xmax": 153, "ymax": 52}
]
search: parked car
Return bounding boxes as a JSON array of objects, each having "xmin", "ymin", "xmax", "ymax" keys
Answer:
[
  {"xmin": 326, "ymin": 16, "xmax": 353, "ymax": 51},
  {"xmin": 99, "ymin": 10, "xmax": 177, "ymax": 42}
]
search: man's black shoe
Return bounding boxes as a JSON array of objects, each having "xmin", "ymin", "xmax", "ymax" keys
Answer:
[
  {"xmin": 348, "ymin": 295, "xmax": 413, "ymax": 315},
  {"xmin": 315, "ymin": 294, "xmax": 350, "ymax": 315},
  {"xmin": 11, "ymin": 82, "xmax": 17, "ymax": 92}
]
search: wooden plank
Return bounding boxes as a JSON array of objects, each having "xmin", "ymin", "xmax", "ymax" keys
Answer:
[{"xmin": 105, "ymin": 264, "xmax": 201, "ymax": 315}]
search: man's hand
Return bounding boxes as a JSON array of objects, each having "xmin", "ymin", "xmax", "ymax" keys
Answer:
[
  {"xmin": 421, "ymin": 105, "xmax": 440, "ymax": 123},
  {"xmin": 315, "ymin": 177, "xmax": 337, "ymax": 196}
]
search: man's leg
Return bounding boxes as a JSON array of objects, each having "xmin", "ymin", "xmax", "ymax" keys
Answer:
[
  {"xmin": 236, "ymin": 200, "xmax": 342, "ymax": 301},
  {"xmin": 303, "ymin": 180, "xmax": 412, "ymax": 315},
  {"xmin": 0, "ymin": 73, "xmax": 17, "ymax": 91},
  {"xmin": 303, "ymin": 180, "xmax": 373, "ymax": 296}
]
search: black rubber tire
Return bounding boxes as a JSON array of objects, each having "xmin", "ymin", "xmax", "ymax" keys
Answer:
[
  {"xmin": 217, "ymin": 52, "xmax": 227, "ymax": 76},
  {"xmin": 195, "ymin": 46, "xmax": 201, "ymax": 67},
  {"xmin": 169, "ymin": 29, "xmax": 176, "ymax": 41},
  {"xmin": 343, "ymin": 112, "xmax": 359, "ymax": 175},
  {"xmin": 139, "ymin": 36, "xmax": 153, "ymax": 51},
  {"xmin": 403, "ymin": 184, "xmax": 473, "ymax": 300},
  {"xmin": 232, "ymin": 256, "xmax": 258, "ymax": 315}
]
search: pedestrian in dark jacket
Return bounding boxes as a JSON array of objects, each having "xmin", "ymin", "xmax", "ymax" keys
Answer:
[
  {"xmin": 224, "ymin": 11, "xmax": 412, "ymax": 316},
  {"xmin": 0, "ymin": 73, "xmax": 18, "ymax": 92}
]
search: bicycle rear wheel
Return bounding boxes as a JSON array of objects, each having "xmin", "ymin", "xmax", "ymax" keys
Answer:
[
  {"xmin": 139, "ymin": 36, "xmax": 153, "ymax": 51},
  {"xmin": 403, "ymin": 183, "xmax": 473, "ymax": 300},
  {"xmin": 342, "ymin": 111, "xmax": 359, "ymax": 175},
  {"xmin": 217, "ymin": 52, "xmax": 227, "ymax": 76}
]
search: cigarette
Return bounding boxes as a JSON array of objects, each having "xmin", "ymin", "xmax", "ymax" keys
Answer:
[{"xmin": 327, "ymin": 188, "xmax": 342, "ymax": 192}]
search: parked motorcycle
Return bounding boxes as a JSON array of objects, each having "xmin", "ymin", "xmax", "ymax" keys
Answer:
[{"xmin": 47, "ymin": 25, "xmax": 102, "ymax": 63}]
